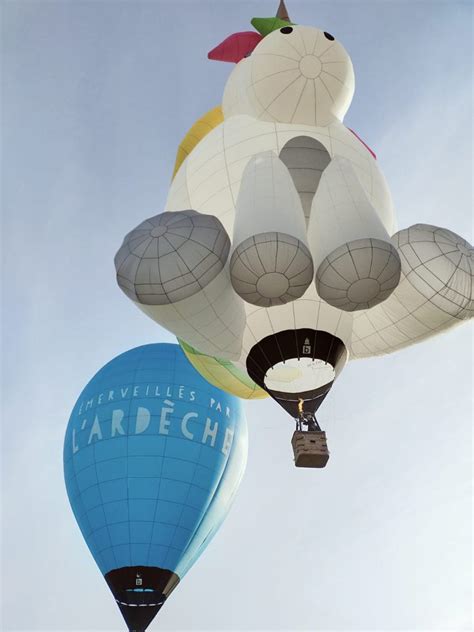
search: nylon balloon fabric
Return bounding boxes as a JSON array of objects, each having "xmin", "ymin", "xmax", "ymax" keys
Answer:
[
  {"xmin": 64, "ymin": 343, "xmax": 247, "ymax": 632},
  {"xmin": 114, "ymin": 16, "xmax": 473, "ymax": 451}
]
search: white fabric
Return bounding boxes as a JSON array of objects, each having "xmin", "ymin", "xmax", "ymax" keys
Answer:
[
  {"xmin": 229, "ymin": 151, "xmax": 313, "ymax": 307},
  {"xmin": 223, "ymin": 27, "xmax": 355, "ymax": 127},
  {"xmin": 350, "ymin": 225, "xmax": 473, "ymax": 358},
  {"xmin": 307, "ymin": 157, "xmax": 390, "ymax": 269},
  {"xmin": 117, "ymin": 24, "xmax": 472, "ymax": 390},
  {"xmin": 135, "ymin": 268, "xmax": 245, "ymax": 361},
  {"xmin": 166, "ymin": 117, "xmax": 396, "ymax": 237},
  {"xmin": 232, "ymin": 151, "xmax": 308, "ymax": 244},
  {"xmin": 241, "ymin": 283, "xmax": 352, "ymax": 374}
]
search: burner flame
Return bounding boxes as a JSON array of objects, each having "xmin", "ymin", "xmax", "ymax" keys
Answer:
[{"xmin": 298, "ymin": 398, "xmax": 304, "ymax": 415}]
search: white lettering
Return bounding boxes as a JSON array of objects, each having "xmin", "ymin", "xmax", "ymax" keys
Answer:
[
  {"xmin": 181, "ymin": 412, "xmax": 197, "ymax": 440},
  {"xmin": 108, "ymin": 390, "xmax": 115, "ymax": 401},
  {"xmin": 210, "ymin": 398, "xmax": 216, "ymax": 409},
  {"xmin": 111, "ymin": 409, "xmax": 125, "ymax": 436},
  {"xmin": 85, "ymin": 398, "xmax": 94, "ymax": 411},
  {"xmin": 135, "ymin": 407, "xmax": 150, "ymax": 434},
  {"xmin": 179, "ymin": 386, "xmax": 185, "ymax": 399},
  {"xmin": 225, "ymin": 406, "xmax": 230, "ymax": 418},
  {"xmin": 98, "ymin": 393, "xmax": 104, "ymax": 404},
  {"xmin": 120, "ymin": 387, "xmax": 129, "ymax": 398},
  {"xmin": 166, "ymin": 386, "xmax": 172, "ymax": 397},
  {"xmin": 133, "ymin": 386, "xmax": 140, "ymax": 397},
  {"xmin": 202, "ymin": 418, "xmax": 218, "ymax": 447},
  {"xmin": 190, "ymin": 391, "xmax": 195, "ymax": 401},
  {"xmin": 72, "ymin": 428, "xmax": 79, "ymax": 454},
  {"xmin": 221, "ymin": 427, "xmax": 234, "ymax": 456},
  {"xmin": 88, "ymin": 415, "xmax": 103, "ymax": 444},
  {"xmin": 155, "ymin": 386, "xmax": 161, "ymax": 396},
  {"xmin": 159, "ymin": 400, "xmax": 174, "ymax": 435},
  {"xmin": 78, "ymin": 402, "xmax": 84, "ymax": 415}
]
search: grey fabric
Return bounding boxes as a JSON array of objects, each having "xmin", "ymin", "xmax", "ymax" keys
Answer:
[
  {"xmin": 394, "ymin": 224, "xmax": 474, "ymax": 317},
  {"xmin": 230, "ymin": 231, "xmax": 314, "ymax": 307},
  {"xmin": 279, "ymin": 136, "xmax": 331, "ymax": 221},
  {"xmin": 115, "ymin": 210, "xmax": 230, "ymax": 305},
  {"xmin": 316, "ymin": 238, "xmax": 401, "ymax": 311}
]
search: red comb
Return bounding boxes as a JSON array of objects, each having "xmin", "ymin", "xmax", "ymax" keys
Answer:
[{"xmin": 208, "ymin": 31, "xmax": 263, "ymax": 63}]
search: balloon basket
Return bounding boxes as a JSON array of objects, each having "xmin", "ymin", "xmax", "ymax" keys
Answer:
[{"xmin": 291, "ymin": 430, "xmax": 329, "ymax": 468}]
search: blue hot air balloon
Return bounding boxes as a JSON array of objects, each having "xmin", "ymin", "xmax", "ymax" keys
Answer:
[{"xmin": 64, "ymin": 343, "xmax": 247, "ymax": 632}]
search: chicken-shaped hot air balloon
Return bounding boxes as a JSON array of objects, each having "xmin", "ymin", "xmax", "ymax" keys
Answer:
[{"xmin": 115, "ymin": 1, "xmax": 473, "ymax": 466}]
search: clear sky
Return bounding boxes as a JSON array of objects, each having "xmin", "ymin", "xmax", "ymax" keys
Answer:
[{"xmin": 2, "ymin": 1, "xmax": 472, "ymax": 631}]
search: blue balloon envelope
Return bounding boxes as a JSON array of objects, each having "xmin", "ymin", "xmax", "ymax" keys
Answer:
[{"xmin": 64, "ymin": 343, "xmax": 247, "ymax": 632}]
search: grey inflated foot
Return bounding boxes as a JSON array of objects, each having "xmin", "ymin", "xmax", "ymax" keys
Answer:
[
  {"xmin": 115, "ymin": 210, "xmax": 230, "ymax": 305},
  {"xmin": 316, "ymin": 238, "xmax": 401, "ymax": 311},
  {"xmin": 230, "ymin": 232, "xmax": 314, "ymax": 307}
]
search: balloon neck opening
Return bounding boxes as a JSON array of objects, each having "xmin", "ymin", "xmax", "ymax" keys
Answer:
[
  {"xmin": 105, "ymin": 566, "xmax": 179, "ymax": 632},
  {"xmin": 246, "ymin": 329, "xmax": 346, "ymax": 418}
]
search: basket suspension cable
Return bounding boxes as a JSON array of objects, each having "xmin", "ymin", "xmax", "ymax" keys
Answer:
[{"xmin": 296, "ymin": 398, "xmax": 322, "ymax": 432}]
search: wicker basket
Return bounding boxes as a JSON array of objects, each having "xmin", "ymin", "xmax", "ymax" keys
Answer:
[{"xmin": 291, "ymin": 430, "xmax": 329, "ymax": 468}]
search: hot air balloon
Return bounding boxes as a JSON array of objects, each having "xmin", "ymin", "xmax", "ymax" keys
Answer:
[
  {"xmin": 64, "ymin": 343, "xmax": 247, "ymax": 632},
  {"xmin": 114, "ymin": 0, "xmax": 473, "ymax": 467}
]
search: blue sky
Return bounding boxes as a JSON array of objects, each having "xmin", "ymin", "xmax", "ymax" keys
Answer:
[{"xmin": 2, "ymin": 1, "xmax": 472, "ymax": 630}]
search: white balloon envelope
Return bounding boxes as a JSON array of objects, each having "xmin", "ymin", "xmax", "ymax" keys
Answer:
[{"xmin": 115, "ymin": 10, "xmax": 473, "ymax": 458}]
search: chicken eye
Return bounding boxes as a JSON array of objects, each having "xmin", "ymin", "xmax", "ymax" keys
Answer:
[
  {"xmin": 324, "ymin": 32, "xmax": 335, "ymax": 40},
  {"xmin": 280, "ymin": 26, "xmax": 293, "ymax": 34}
]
